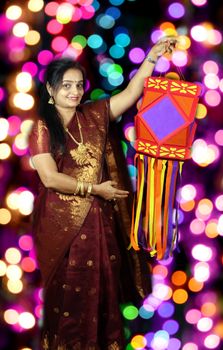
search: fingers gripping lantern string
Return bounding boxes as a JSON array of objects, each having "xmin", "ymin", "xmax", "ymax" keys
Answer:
[{"xmin": 130, "ymin": 76, "xmax": 201, "ymax": 260}]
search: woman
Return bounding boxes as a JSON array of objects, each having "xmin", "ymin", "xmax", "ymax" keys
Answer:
[{"xmin": 29, "ymin": 38, "xmax": 176, "ymax": 349}]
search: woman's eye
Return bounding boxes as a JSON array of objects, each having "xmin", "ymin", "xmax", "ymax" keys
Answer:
[
  {"xmin": 77, "ymin": 84, "xmax": 83, "ymax": 89},
  {"xmin": 63, "ymin": 84, "xmax": 71, "ymax": 89}
]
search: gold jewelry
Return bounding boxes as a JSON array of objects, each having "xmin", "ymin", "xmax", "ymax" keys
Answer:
[
  {"xmin": 48, "ymin": 96, "xmax": 54, "ymax": 104},
  {"xmin": 65, "ymin": 112, "xmax": 89, "ymax": 166},
  {"xmin": 74, "ymin": 181, "xmax": 81, "ymax": 195},
  {"xmin": 79, "ymin": 181, "xmax": 84, "ymax": 196},
  {"xmin": 65, "ymin": 112, "xmax": 83, "ymax": 145},
  {"xmin": 74, "ymin": 181, "xmax": 85, "ymax": 196},
  {"xmin": 86, "ymin": 183, "xmax": 93, "ymax": 197}
]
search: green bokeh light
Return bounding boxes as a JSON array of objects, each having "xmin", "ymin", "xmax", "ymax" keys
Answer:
[
  {"xmin": 122, "ymin": 305, "xmax": 139, "ymax": 320},
  {"xmin": 71, "ymin": 35, "xmax": 87, "ymax": 48},
  {"xmin": 90, "ymin": 88, "xmax": 107, "ymax": 100}
]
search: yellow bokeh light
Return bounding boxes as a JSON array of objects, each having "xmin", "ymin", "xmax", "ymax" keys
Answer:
[
  {"xmin": 56, "ymin": 3, "xmax": 74, "ymax": 24},
  {"xmin": 201, "ymin": 302, "xmax": 217, "ymax": 317},
  {"xmin": 163, "ymin": 28, "xmax": 178, "ymax": 37},
  {"xmin": 177, "ymin": 35, "xmax": 191, "ymax": 50},
  {"xmin": 13, "ymin": 93, "xmax": 34, "ymax": 110},
  {"xmin": 180, "ymin": 200, "xmax": 195, "ymax": 212},
  {"xmin": 196, "ymin": 103, "xmax": 207, "ymax": 120},
  {"xmin": 0, "ymin": 260, "xmax": 7, "ymax": 277},
  {"xmin": 7, "ymin": 279, "xmax": 23, "ymax": 294},
  {"xmin": 206, "ymin": 146, "xmax": 218, "ymax": 165},
  {"xmin": 18, "ymin": 312, "xmax": 36, "ymax": 329},
  {"xmin": 205, "ymin": 220, "xmax": 219, "ymax": 238},
  {"xmin": 25, "ymin": 30, "xmax": 41, "ymax": 45},
  {"xmin": 6, "ymin": 265, "xmax": 23, "ymax": 280},
  {"xmin": 172, "ymin": 289, "xmax": 188, "ymax": 304},
  {"xmin": 131, "ymin": 334, "xmax": 147, "ymax": 348},
  {"xmin": 202, "ymin": 21, "xmax": 214, "ymax": 31},
  {"xmin": 6, "ymin": 5, "xmax": 22, "ymax": 20},
  {"xmin": 213, "ymin": 322, "xmax": 223, "ymax": 338},
  {"xmin": 16, "ymin": 72, "xmax": 32, "ymax": 93},
  {"xmin": 20, "ymin": 120, "xmax": 34, "ymax": 135},
  {"xmin": 197, "ymin": 198, "xmax": 213, "ymax": 216},
  {"xmin": 28, "ymin": 0, "xmax": 44, "ymax": 12},
  {"xmin": 0, "ymin": 143, "xmax": 11, "ymax": 160},
  {"xmin": 5, "ymin": 248, "xmax": 22, "ymax": 265},
  {"xmin": 18, "ymin": 191, "xmax": 34, "ymax": 216},
  {"xmin": 0, "ymin": 118, "xmax": 9, "ymax": 141},
  {"xmin": 6, "ymin": 192, "xmax": 19, "ymax": 210},
  {"xmin": 4, "ymin": 309, "xmax": 19, "ymax": 325},
  {"xmin": 13, "ymin": 22, "xmax": 30, "ymax": 38},
  {"xmin": 188, "ymin": 277, "xmax": 204, "ymax": 292},
  {"xmin": 15, "ymin": 133, "xmax": 28, "ymax": 150},
  {"xmin": 0, "ymin": 208, "xmax": 11, "ymax": 224}
]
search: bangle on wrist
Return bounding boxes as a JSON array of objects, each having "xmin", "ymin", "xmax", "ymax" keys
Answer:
[
  {"xmin": 79, "ymin": 181, "xmax": 85, "ymax": 196},
  {"xmin": 146, "ymin": 56, "xmax": 157, "ymax": 64},
  {"xmin": 74, "ymin": 181, "xmax": 81, "ymax": 195},
  {"xmin": 86, "ymin": 183, "xmax": 93, "ymax": 197}
]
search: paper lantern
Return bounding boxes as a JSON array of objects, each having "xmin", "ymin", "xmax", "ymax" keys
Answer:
[{"xmin": 130, "ymin": 76, "xmax": 201, "ymax": 260}]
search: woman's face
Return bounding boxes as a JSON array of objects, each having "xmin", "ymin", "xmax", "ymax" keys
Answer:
[{"xmin": 51, "ymin": 68, "xmax": 84, "ymax": 109}]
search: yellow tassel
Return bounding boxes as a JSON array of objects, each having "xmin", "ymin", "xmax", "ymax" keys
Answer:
[{"xmin": 133, "ymin": 154, "xmax": 145, "ymax": 247}]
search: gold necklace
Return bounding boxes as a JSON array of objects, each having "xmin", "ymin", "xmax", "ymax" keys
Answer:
[{"xmin": 65, "ymin": 112, "xmax": 89, "ymax": 165}]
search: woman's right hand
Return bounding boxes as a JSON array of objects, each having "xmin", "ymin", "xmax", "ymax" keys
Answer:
[{"xmin": 92, "ymin": 180, "xmax": 129, "ymax": 201}]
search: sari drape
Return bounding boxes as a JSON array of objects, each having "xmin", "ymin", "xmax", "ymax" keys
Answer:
[{"xmin": 29, "ymin": 99, "xmax": 151, "ymax": 349}]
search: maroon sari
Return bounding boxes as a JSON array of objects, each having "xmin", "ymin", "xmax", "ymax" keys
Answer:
[{"xmin": 29, "ymin": 99, "xmax": 151, "ymax": 350}]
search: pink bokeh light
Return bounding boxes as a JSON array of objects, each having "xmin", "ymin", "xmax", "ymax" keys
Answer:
[
  {"xmin": 47, "ymin": 19, "xmax": 63, "ymax": 35},
  {"xmin": 51, "ymin": 36, "xmax": 69, "ymax": 52},
  {"xmin": 22, "ymin": 62, "xmax": 38, "ymax": 77},
  {"xmin": 37, "ymin": 50, "xmax": 54, "ymax": 65},
  {"xmin": 45, "ymin": 2, "xmax": 59, "ymax": 17},
  {"xmin": 128, "ymin": 47, "xmax": 145, "ymax": 64}
]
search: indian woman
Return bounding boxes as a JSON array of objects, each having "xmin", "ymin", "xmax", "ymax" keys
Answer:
[{"xmin": 29, "ymin": 38, "xmax": 176, "ymax": 349}]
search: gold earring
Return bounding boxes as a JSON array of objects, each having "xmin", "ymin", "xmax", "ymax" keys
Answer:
[{"xmin": 48, "ymin": 96, "xmax": 54, "ymax": 104}]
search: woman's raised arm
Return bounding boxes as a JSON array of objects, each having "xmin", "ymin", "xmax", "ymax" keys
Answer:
[{"xmin": 109, "ymin": 37, "xmax": 177, "ymax": 121}]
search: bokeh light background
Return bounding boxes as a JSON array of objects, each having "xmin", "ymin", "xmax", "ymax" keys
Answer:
[{"xmin": 0, "ymin": 0, "xmax": 223, "ymax": 349}]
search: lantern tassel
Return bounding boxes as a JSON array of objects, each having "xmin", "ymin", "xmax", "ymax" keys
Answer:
[{"xmin": 130, "ymin": 155, "xmax": 184, "ymax": 260}]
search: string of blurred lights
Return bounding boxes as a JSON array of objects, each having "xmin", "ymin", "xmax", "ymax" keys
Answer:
[{"xmin": 0, "ymin": 0, "xmax": 223, "ymax": 349}]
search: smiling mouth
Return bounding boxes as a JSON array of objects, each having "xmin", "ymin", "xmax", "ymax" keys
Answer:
[{"xmin": 67, "ymin": 96, "xmax": 79, "ymax": 100}]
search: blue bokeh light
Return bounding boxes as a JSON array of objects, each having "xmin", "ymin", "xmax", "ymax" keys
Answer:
[
  {"xmin": 106, "ymin": 6, "xmax": 121, "ymax": 19},
  {"xmin": 87, "ymin": 34, "xmax": 103, "ymax": 49},
  {"xmin": 97, "ymin": 14, "xmax": 115, "ymax": 29},
  {"xmin": 157, "ymin": 302, "xmax": 175, "ymax": 318},
  {"xmin": 115, "ymin": 33, "xmax": 131, "ymax": 47},
  {"xmin": 109, "ymin": 0, "xmax": 125, "ymax": 5},
  {"xmin": 109, "ymin": 44, "xmax": 125, "ymax": 58}
]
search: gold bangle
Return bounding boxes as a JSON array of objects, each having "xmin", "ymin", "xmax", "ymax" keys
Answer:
[
  {"xmin": 74, "ymin": 181, "xmax": 81, "ymax": 195},
  {"xmin": 79, "ymin": 181, "xmax": 84, "ymax": 196},
  {"xmin": 86, "ymin": 183, "xmax": 93, "ymax": 197}
]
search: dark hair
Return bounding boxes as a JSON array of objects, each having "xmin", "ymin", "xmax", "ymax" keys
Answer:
[{"xmin": 39, "ymin": 58, "xmax": 86, "ymax": 154}]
